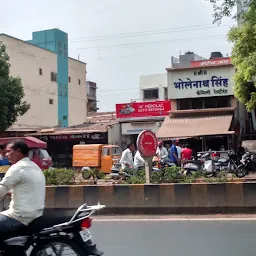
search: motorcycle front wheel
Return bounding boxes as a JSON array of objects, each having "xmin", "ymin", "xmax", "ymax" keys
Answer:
[
  {"xmin": 236, "ymin": 165, "xmax": 248, "ymax": 178},
  {"xmin": 30, "ymin": 237, "xmax": 86, "ymax": 256}
]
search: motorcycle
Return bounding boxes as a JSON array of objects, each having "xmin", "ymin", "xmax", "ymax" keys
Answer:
[
  {"xmin": 236, "ymin": 151, "xmax": 256, "ymax": 178},
  {"xmin": 152, "ymin": 159, "xmax": 176, "ymax": 171},
  {"xmin": 183, "ymin": 152, "xmax": 218, "ymax": 177},
  {"xmin": 215, "ymin": 151, "xmax": 238, "ymax": 174},
  {"xmin": 0, "ymin": 203, "xmax": 105, "ymax": 255}
]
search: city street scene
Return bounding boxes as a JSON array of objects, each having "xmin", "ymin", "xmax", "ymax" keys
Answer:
[{"xmin": 1, "ymin": 0, "xmax": 256, "ymax": 255}]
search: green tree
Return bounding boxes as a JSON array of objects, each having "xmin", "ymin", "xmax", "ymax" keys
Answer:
[
  {"xmin": 0, "ymin": 42, "xmax": 30, "ymax": 131},
  {"xmin": 207, "ymin": 0, "xmax": 256, "ymax": 111}
]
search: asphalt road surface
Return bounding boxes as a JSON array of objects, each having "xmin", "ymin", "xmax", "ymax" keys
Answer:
[{"xmin": 90, "ymin": 218, "xmax": 256, "ymax": 256}]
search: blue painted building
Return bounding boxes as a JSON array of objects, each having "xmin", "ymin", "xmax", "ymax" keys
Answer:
[{"xmin": 27, "ymin": 29, "xmax": 69, "ymax": 127}]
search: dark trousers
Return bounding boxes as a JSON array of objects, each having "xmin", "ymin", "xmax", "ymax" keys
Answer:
[{"xmin": 0, "ymin": 214, "xmax": 25, "ymax": 242}]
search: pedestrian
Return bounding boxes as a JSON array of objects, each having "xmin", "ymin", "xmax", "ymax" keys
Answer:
[
  {"xmin": 120, "ymin": 143, "xmax": 135, "ymax": 170},
  {"xmin": 156, "ymin": 141, "xmax": 168, "ymax": 161},
  {"xmin": 176, "ymin": 141, "xmax": 182, "ymax": 166},
  {"xmin": 169, "ymin": 140, "xmax": 178, "ymax": 166},
  {"xmin": 181, "ymin": 144, "xmax": 193, "ymax": 161},
  {"xmin": 134, "ymin": 150, "xmax": 145, "ymax": 169}
]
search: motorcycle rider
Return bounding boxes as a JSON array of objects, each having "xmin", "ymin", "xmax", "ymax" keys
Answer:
[{"xmin": 0, "ymin": 140, "xmax": 45, "ymax": 239}]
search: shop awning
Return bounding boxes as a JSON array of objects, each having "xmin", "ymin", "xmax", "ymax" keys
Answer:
[{"xmin": 156, "ymin": 115, "xmax": 235, "ymax": 140}]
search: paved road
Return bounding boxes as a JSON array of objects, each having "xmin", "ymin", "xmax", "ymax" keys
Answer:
[{"xmin": 90, "ymin": 219, "xmax": 256, "ymax": 255}]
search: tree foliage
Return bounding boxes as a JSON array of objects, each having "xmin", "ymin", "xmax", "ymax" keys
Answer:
[
  {"xmin": 207, "ymin": 0, "xmax": 256, "ymax": 111},
  {"xmin": 207, "ymin": 0, "xmax": 251, "ymax": 24},
  {"xmin": 0, "ymin": 42, "xmax": 30, "ymax": 131}
]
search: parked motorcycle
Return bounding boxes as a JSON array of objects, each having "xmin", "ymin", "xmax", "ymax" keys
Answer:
[
  {"xmin": 152, "ymin": 159, "xmax": 176, "ymax": 171},
  {"xmin": 215, "ymin": 151, "xmax": 238, "ymax": 174},
  {"xmin": 236, "ymin": 151, "xmax": 256, "ymax": 178},
  {"xmin": 183, "ymin": 152, "xmax": 218, "ymax": 177},
  {"xmin": 0, "ymin": 203, "xmax": 105, "ymax": 255}
]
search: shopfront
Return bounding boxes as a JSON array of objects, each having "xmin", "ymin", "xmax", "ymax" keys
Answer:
[
  {"xmin": 30, "ymin": 130, "xmax": 107, "ymax": 168},
  {"xmin": 116, "ymin": 100, "xmax": 171, "ymax": 147},
  {"xmin": 156, "ymin": 56, "xmax": 244, "ymax": 151}
]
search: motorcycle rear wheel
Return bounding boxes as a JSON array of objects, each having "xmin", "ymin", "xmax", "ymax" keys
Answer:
[
  {"xmin": 30, "ymin": 237, "xmax": 86, "ymax": 256},
  {"xmin": 236, "ymin": 165, "xmax": 247, "ymax": 178}
]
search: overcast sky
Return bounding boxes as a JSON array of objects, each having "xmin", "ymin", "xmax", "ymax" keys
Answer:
[{"xmin": 1, "ymin": 0, "xmax": 234, "ymax": 111}]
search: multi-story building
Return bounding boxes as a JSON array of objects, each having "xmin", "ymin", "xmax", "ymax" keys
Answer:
[
  {"xmin": 86, "ymin": 81, "xmax": 98, "ymax": 113},
  {"xmin": 0, "ymin": 28, "xmax": 87, "ymax": 128},
  {"xmin": 156, "ymin": 51, "xmax": 248, "ymax": 151},
  {"xmin": 139, "ymin": 73, "xmax": 168, "ymax": 101}
]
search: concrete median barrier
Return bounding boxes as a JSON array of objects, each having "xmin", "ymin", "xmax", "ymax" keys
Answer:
[
  {"xmin": 1, "ymin": 183, "xmax": 256, "ymax": 215},
  {"xmin": 42, "ymin": 182, "xmax": 256, "ymax": 214}
]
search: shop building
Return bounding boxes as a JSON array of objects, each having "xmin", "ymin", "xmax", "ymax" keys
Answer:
[
  {"xmin": 156, "ymin": 52, "xmax": 248, "ymax": 151},
  {"xmin": 116, "ymin": 100, "xmax": 171, "ymax": 147},
  {"xmin": 29, "ymin": 112, "xmax": 120, "ymax": 167}
]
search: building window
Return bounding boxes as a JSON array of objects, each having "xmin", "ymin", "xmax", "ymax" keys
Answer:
[
  {"xmin": 78, "ymin": 79, "xmax": 81, "ymax": 85},
  {"xmin": 69, "ymin": 77, "xmax": 71, "ymax": 83},
  {"xmin": 39, "ymin": 68, "xmax": 43, "ymax": 76},
  {"xmin": 51, "ymin": 72, "xmax": 57, "ymax": 82},
  {"xmin": 177, "ymin": 99, "xmax": 191, "ymax": 110},
  {"xmin": 58, "ymin": 42, "xmax": 62, "ymax": 55},
  {"xmin": 204, "ymin": 70, "xmax": 207, "ymax": 75},
  {"xmin": 143, "ymin": 88, "xmax": 159, "ymax": 100},
  {"xmin": 177, "ymin": 96, "xmax": 231, "ymax": 110},
  {"xmin": 49, "ymin": 99, "xmax": 54, "ymax": 105},
  {"xmin": 216, "ymin": 96, "xmax": 230, "ymax": 108},
  {"xmin": 59, "ymin": 83, "xmax": 62, "ymax": 96},
  {"xmin": 164, "ymin": 87, "xmax": 168, "ymax": 100},
  {"xmin": 191, "ymin": 98, "xmax": 203, "ymax": 109},
  {"xmin": 64, "ymin": 84, "xmax": 67, "ymax": 97},
  {"xmin": 194, "ymin": 71, "xmax": 197, "ymax": 76},
  {"xmin": 64, "ymin": 44, "xmax": 67, "ymax": 58}
]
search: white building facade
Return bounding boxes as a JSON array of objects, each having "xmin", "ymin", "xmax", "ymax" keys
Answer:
[
  {"xmin": 139, "ymin": 73, "xmax": 168, "ymax": 101},
  {"xmin": 0, "ymin": 29, "xmax": 87, "ymax": 129}
]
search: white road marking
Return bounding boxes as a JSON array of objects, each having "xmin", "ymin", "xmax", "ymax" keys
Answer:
[{"xmin": 93, "ymin": 217, "xmax": 256, "ymax": 222}]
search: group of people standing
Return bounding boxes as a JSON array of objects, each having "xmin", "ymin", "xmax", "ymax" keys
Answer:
[
  {"xmin": 119, "ymin": 140, "xmax": 193, "ymax": 170},
  {"xmin": 156, "ymin": 140, "xmax": 193, "ymax": 166}
]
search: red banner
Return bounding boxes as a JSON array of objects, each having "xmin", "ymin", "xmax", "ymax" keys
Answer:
[
  {"xmin": 116, "ymin": 100, "xmax": 171, "ymax": 119},
  {"xmin": 190, "ymin": 57, "xmax": 232, "ymax": 68}
]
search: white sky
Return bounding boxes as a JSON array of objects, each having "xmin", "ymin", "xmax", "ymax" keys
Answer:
[{"xmin": 1, "ymin": 0, "xmax": 234, "ymax": 111}]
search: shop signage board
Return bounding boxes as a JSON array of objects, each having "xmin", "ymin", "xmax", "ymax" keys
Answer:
[
  {"xmin": 116, "ymin": 100, "xmax": 171, "ymax": 119},
  {"xmin": 137, "ymin": 130, "xmax": 158, "ymax": 183},
  {"xmin": 36, "ymin": 133, "xmax": 106, "ymax": 141},
  {"xmin": 190, "ymin": 57, "xmax": 232, "ymax": 68},
  {"xmin": 168, "ymin": 67, "xmax": 235, "ymax": 99}
]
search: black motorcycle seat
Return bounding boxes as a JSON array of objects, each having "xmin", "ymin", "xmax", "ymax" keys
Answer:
[{"xmin": 1, "ymin": 212, "xmax": 73, "ymax": 243}]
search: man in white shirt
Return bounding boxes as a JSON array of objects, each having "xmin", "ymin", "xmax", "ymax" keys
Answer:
[
  {"xmin": 134, "ymin": 150, "xmax": 145, "ymax": 169},
  {"xmin": 176, "ymin": 141, "xmax": 182, "ymax": 159},
  {"xmin": 156, "ymin": 141, "xmax": 168, "ymax": 160},
  {"xmin": 120, "ymin": 143, "xmax": 135, "ymax": 170},
  {"xmin": 0, "ymin": 140, "xmax": 46, "ymax": 237}
]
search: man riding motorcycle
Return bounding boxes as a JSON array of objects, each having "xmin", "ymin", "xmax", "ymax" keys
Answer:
[{"xmin": 0, "ymin": 140, "xmax": 45, "ymax": 241}]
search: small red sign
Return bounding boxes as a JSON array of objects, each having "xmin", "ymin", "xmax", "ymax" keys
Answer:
[
  {"xmin": 116, "ymin": 100, "xmax": 171, "ymax": 119},
  {"xmin": 137, "ymin": 130, "xmax": 157, "ymax": 157},
  {"xmin": 190, "ymin": 57, "xmax": 232, "ymax": 68}
]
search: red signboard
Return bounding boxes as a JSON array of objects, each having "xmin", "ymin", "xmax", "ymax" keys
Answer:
[
  {"xmin": 116, "ymin": 100, "xmax": 171, "ymax": 119},
  {"xmin": 190, "ymin": 57, "xmax": 232, "ymax": 68},
  {"xmin": 137, "ymin": 130, "xmax": 157, "ymax": 157}
]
